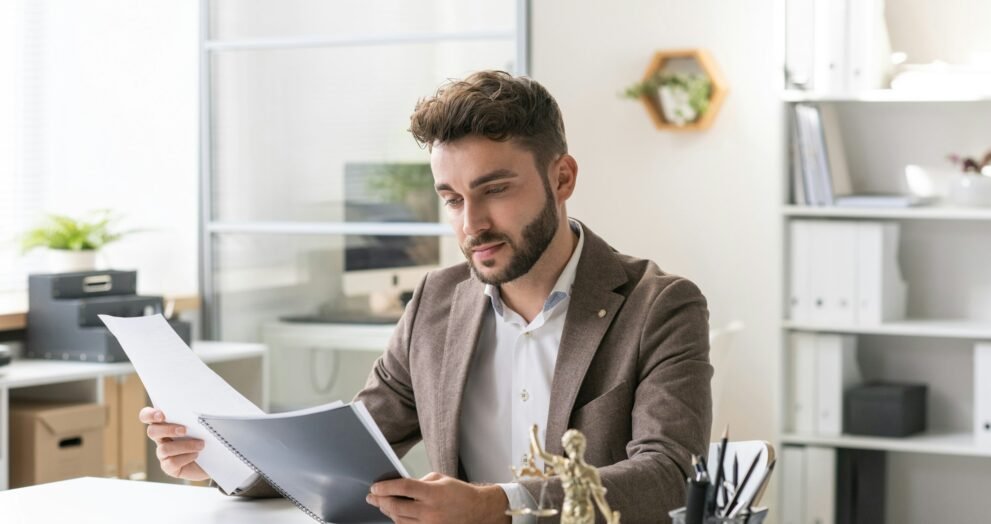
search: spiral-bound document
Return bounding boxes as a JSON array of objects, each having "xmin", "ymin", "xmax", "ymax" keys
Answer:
[{"xmin": 199, "ymin": 400, "xmax": 409, "ymax": 524}]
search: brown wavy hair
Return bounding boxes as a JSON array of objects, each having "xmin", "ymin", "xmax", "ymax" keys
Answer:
[{"xmin": 409, "ymin": 70, "xmax": 568, "ymax": 175}]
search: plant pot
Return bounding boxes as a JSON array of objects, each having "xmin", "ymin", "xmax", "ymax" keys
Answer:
[
  {"xmin": 658, "ymin": 85, "xmax": 698, "ymax": 126},
  {"xmin": 46, "ymin": 249, "xmax": 97, "ymax": 273},
  {"xmin": 948, "ymin": 174, "xmax": 991, "ymax": 207}
]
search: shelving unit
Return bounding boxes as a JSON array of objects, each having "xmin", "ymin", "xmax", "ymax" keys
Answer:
[{"xmin": 778, "ymin": 13, "xmax": 991, "ymax": 521}]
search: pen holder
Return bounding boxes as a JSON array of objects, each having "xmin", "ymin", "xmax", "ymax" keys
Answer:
[{"xmin": 669, "ymin": 507, "xmax": 768, "ymax": 524}]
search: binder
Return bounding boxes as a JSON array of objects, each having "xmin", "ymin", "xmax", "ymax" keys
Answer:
[
  {"xmin": 812, "ymin": 0, "xmax": 848, "ymax": 94},
  {"xmin": 836, "ymin": 449, "xmax": 886, "ymax": 523},
  {"xmin": 784, "ymin": 0, "xmax": 816, "ymax": 89},
  {"xmin": 855, "ymin": 221, "xmax": 906, "ymax": 324},
  {"xmin": 815, "ymin": 334, "xmax": 860, "ymax": 436},
  {"xmin": 789, "ymin": 332, "xmax": 818, "ymax": 433},
  {"xmin": 199, "ymin": 401, "xmax": 409, "ymax": 524},
  {"xmin": 788, "ymin": 221, "xmax": 814, "ymax": 323},
  {"xmin": 847, "ymin": 0, "xmax": 891, "ymax": 92},
  {"xmin": 976, "ymin": 343, "xmax": 991, "ymax": 447},
  {"xmin": 780, "ymin": 446, "xmax": 806, "ymax": 524},
  {"xmin": 804, "ymin": 446, "xmax": 836, "ymax": 524},
  {"xmin": 809, "ymin": 221, "xmax": 858, "ymax": 325}
]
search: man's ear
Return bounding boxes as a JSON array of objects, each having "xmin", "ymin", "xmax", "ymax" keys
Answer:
[{"xmin": 553, "ymin": 154, "xmax": 578, "ymax": 202}]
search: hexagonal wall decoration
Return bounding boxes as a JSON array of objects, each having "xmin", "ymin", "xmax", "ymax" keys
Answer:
[{"xmin": 637, "ymin": 48, "xmax": 728, "ymax": 131}]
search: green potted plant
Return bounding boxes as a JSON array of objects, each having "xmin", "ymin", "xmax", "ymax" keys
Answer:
[
  {"xmin": 947, "ymin": 150, "xmax": 991, "ymax": 207},
  {"xmin": 622, "ymin": 72, "xmax": 712, "ymax": 126},
  {"xmin": 21, "ymin": 210, "xmax": 135, "ymax": 272}
]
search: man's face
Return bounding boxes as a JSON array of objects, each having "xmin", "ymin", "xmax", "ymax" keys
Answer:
[{"xmin": 431, "ymin": 136, "xmax": 559, "ymax": 286}]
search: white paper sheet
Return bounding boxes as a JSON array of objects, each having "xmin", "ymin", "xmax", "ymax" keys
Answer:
[{"xmin": 100, "ymin": 314, "xmax": 263, "ymax": 492}]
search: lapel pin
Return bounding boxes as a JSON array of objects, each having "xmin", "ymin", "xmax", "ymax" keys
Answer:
[{"xmin": 597, "ymin": 309, "xmax": 606, "ymax": 318}]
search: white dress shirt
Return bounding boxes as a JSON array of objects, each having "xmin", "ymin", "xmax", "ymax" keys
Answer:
[{"xmin": 458, "ymin": 220, "xmax": 584, "ymax": 522}]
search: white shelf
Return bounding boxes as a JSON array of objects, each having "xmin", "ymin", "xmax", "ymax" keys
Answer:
[
  {"xmin": 783, "ymin": 205, "xmax": 991, "ymax": 221},
  {"xmin": 783, "ymin": 319, "xmax": 991, "ymax": 339},
  {"xmin": 781, "ymin": 431, "xmax": 991, "ymax": 458},
  {"xmin": 0, "ymin": 342, "xmax": 266, "ymax": 389},
  {"xmin": 781, "ymin": 90, "xmax": 991, "ymax": 103}
]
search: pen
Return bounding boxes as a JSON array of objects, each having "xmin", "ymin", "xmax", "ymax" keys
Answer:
[
  {"xmin": 722, "ymin": 449, "xmax": 762, "ymax": 518},
  {"xmin": 685, "ymin": 470, "xmax": 709, "ymax": 524}
]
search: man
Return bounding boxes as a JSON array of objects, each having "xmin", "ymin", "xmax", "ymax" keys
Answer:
[{"xmin": 140, "ymin": 70, "xmax": 712, "ymax": 523}]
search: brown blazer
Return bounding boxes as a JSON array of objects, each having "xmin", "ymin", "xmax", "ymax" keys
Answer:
[{"xmin": 242, "ymin": 223, "xmax": 713, "ymax": 523}]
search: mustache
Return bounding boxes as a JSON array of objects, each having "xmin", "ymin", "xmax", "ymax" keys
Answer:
[{"xmin": 463, "ymin": 232, "xmax": 512, "ymax": 250}]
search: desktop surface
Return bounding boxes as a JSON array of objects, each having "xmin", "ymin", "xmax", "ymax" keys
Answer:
[{"xmin": 0, "ymin": 477, "xmax": 312, "ymax": 523}]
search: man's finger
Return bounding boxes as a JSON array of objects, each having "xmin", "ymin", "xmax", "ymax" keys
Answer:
[
  {"xmin": 419, "ymin": 471, "xmax": 444, "ymax": 482},
  {"xmin": 370, "ymin": 478, "xmax": 430, "ymax": 501},
  {"xmin": 161, "ymin": 452, "xmax": 199, "ymax": 478},
  {"xmin": 138, "ymin": 407, "xmax": 165, "ymax": 424},
  {"xmin": 177, "ymin": 461, "xmax": 209, "ymax": 481},
  {"xmin": 156, "ymin": 439, "xmax": 205, "ymax": 460},
  {"xmin": 147, "ymin": 423, "xmax": 188, "ymax": 443},
  {"xmin": 371, "ymin": 494, "xmax": 421, "ymax": 521}
]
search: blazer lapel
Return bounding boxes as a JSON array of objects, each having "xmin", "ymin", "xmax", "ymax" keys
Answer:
[
  {"xmin": 544, "ymin": 226, "xmax": 628, "ymax": 455},
  {"xmin": 436, "ymin": 275, "xmax": 488, "ymax": 477}
]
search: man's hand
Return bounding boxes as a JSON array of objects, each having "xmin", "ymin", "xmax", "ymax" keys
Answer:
[
  {"xmin": 138, "ymin": 407, "xmax": 210, "ymax": 481},
  {"xmin": 366, "ymin": 472, "xmax": 510, "ymax": 524}
]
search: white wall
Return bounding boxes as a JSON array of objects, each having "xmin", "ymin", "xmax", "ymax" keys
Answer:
[{"xmin": 532, "ymin": 0, "xmax": 785, "ymax": 445}]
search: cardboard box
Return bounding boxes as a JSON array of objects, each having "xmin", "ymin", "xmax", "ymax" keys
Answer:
[
  {"xmin": 10, "ymin": 401, "xmax": 107, "ymax": 488},
  {"xmin": 101, "ymin": 373, "xmax": 148, "ymax": 480}
]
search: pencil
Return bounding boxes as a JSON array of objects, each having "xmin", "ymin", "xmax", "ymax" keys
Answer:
[
  {"xmin": 709, "ymin": 426, "xmax": 729, "ymax": 513},
  {"xmin": 722, "ymin": 449, "xmax": 762, "ymax": 518}
]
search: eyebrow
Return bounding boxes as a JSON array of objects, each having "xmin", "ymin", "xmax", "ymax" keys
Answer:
[{"xmin": 435, "ymin": 169, "xmax": 518, "ymax": 192}]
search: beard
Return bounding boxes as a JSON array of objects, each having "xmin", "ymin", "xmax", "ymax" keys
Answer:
[{"xmin": 461, "ymin": 192, "xmax": 559, "ymax": 286}]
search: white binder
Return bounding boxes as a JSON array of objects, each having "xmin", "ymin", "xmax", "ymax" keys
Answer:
[
  {"xmin": 855, "ymin": 221, "xmax": 906, "ymax": 324},
  {"xmin": 789, "ymin": 332, "xmax": 818, "ymax": 433},
  {"xmin": 847, "ymin": 0, "xmax": 891, "ymax": 92},
  {"xmin": 976, "ymin": 343, "xmax": 991, "ymax": 447},
  {"xmin": 789, "ymin": 221, "xmax": 814, "ymax": 323},
  {"xmin": 812, "ymin": 0, "xmax": 848, "ymax": 94},
  {"xmin": 780, "ymin": 445, "xmax": 806, "ymax": 524},
  {"xmin": 804, "ymin": 446, "xmax": 837, "ymax": 524},
  {"xmin": 810, "ymin": 222, "xmax": 858, "ymax": 326},
  {"xmin": 815, "ymin": 334, "xmax": 860, "ymax": 435}
]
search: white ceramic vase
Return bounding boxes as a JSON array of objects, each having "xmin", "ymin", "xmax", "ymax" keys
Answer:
[
  {"xmin": 658, "ymin": 85, "xmax": 697, "ymax": 126},
  {"xmin": 46, "ymin": 249, "xmax": 97, "ymax": 273},
  {"xmin": 948, "ymin": 174, "xmax": 991, "ymax": 207}
]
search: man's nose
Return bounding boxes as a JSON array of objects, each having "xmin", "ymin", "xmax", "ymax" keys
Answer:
[{"xmin": 462, "ymin": 201, "xmax": 490, "ymax": 238}]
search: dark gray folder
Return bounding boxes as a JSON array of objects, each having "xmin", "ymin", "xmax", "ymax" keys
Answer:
[{"xmin": 199, "ymin": 401, "xmax": 408, "ymax": 524}]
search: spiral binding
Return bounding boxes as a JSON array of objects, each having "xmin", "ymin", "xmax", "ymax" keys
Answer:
[{"xmin": 198, "ymin": 416, "xmax": 325, "ymax": 524}]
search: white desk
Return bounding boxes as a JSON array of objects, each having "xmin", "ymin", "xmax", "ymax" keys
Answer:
[{"xmin": 0, "ymin": 477, "xmax": 312, "ymax": 523}]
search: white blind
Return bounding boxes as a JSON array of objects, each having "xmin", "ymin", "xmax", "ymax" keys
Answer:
[{"xmin": 0, "ymin": 0, "xmax": 47, "ymax": 292}]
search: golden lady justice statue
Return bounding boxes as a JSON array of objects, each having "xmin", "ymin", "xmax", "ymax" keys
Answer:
[{"xmin": 507, "ymin": 424, "xmax": 621, "ymax": 524}]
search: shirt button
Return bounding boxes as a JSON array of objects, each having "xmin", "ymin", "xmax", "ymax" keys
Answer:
[
  {"xmin": 520, "ymin": 389, "xmax": 530, "ymax": 402},
  {"xmin": 523, "ymin": 331, "xmax": 532, "ymax": 337}
]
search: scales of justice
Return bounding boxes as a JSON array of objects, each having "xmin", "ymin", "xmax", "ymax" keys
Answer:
[{"xmin": 506, "ymin": 424, "xmax": 621, "ymax": 524}]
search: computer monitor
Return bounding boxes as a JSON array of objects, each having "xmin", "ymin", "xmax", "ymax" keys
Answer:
[{"xmin": 341, "ymin": 163, "xmax": 441, "ymax": 300}]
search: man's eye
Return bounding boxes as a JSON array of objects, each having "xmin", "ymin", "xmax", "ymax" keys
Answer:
[
  {"xmin": 486, "ymin": 185, "xmax": 508, "ymax": 195},
  {"xmin": 444, "ymin": 197, "xmax": 464, "ymax": 207}
]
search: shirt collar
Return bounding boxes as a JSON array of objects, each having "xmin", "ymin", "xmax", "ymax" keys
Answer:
[{"xmin": 484, "ymin": 219, "xmax": 585, "ymax": 318}]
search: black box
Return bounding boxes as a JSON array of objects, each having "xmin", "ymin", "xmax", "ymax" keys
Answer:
[
  {"xmin": 26, "ymin": 270, "xmax": 192, "ymax": 362},
  {"xmin": 30, "ymin": 270, "xmax": 137, "ymax": 299},
  {"xmin": 845, "ymin": 382, "xmax": 927, "ymax": 437}
]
